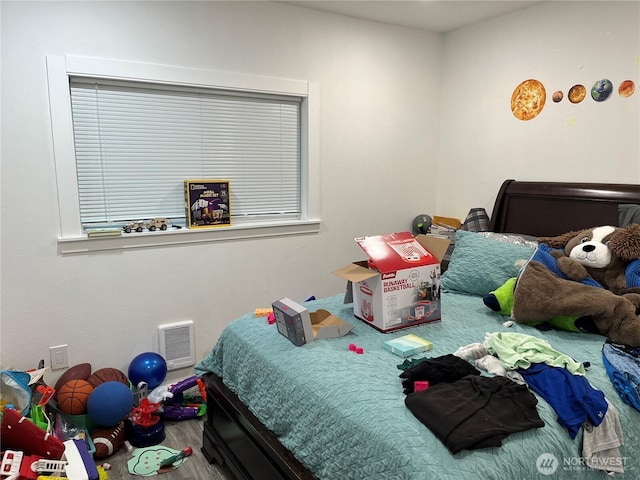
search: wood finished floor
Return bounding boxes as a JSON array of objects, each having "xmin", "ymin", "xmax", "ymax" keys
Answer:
[{"xmin": 99, "ymin": 417, "xmax": 234, "ymax": 480}]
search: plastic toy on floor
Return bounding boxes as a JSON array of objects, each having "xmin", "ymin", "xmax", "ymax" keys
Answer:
[
  {"xmin": 126, "ymin": 445, "xmax": 191, "ymax": 476},
  {"xmin": 163, "ymin": 376, "xmax": 207, "ymax": 421},
  {"xmin": 0, "ymin": 407, "xmax": 65, "ymax": 459},
  {"xmin": 157, "ymin": 447, "xmax": 192, "ymax": 473},
  {"xmin": 1, "ymin": 368, "xmax": 38, "ymax": 416},
  {"xmin": 127, "ymin": 398, "xmax": 165, "ymax": 448},
  {"xmin": 60, "ymin": 438, "xmax": 101, "ymax": 480},
  {"xmin": 0, "ymin": 439, "xmax": 107, "ymax": 480},
  {"xmin": 144, "ymin": 375, "xmax": 207, "ymax": 421}
]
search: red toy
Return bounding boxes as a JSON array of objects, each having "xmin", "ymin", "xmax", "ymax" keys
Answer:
[
  {"xmin": 128, "ymin": 398, "xmax": 165, "ymax": 447},
  {"xmin": 414, "ymin": 381, "xmax": 430, "ymax": 392},
  {"xmin": 130, "ymin": 398, "xmax": 161, "ymax": 428},
  {"xmin": 1, "ymin": 451, "xmax": 44, "ymax": 480},
  {"xmin": 0, "ymin": 408, "xmax": 65, "ymax": 459},
  {"xmin": 1, "ymin": 450, "xmax": 24, "ymax": 479}
]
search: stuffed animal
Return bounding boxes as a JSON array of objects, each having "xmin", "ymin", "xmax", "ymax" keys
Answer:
[
  {"xmin": 484, "ymin": 276, "xmax": 593, "ymax": 333},
  {"xmin": 538, "ymin": 224, "xmax": 640, "ymax": 298},
  {"xmin": 487, "ymin": 224, "xmax": 640, "ymax": 346}
]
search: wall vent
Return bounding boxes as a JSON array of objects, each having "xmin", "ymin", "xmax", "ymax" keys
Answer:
[{"xmin": 158, "ymin": 320, "xmax": 195, "ymax": 371}]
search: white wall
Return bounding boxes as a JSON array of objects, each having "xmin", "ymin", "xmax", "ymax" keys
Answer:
[
  {"xmin": 2, "ymin": 1, "xmax": 639, "ymax": 387},
  {"xmin": 437, "ymin": 1, "xmax": 640, "ymax": 219},
  {"xmin": 0, "ymin": 1, "xmax": 442, "ymax": 384}
]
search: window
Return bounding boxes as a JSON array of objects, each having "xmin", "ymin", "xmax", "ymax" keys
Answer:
[
  {"xmin": 47, "ymin": 55, "xmax": 320, "ymax": 252},
  {"xmin": 70, "ymin": 79, "xmax": 301, "ymax": 226}
]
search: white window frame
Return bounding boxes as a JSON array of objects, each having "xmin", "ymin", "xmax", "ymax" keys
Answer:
[{"xmin": 47, "ymin": 55, "xmax": 321, "ymax": 254}]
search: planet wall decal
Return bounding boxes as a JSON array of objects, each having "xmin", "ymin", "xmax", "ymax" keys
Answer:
[
  {"xmin": 568, "ymin": 84, "xmax": 586, "ymax": 104},
  {"xmin": 512, "ymin": 76, "xmax": 636, "ymax": 121},
  {"xmin": 618, "ymin": 80, "xmax": 635, "ymax": 97},
  {"xmin": 511, "ymin": 79, "xmax": 546, "ymax": 121},
  {"xmin": 591, "ymin": 79, "xmax": 613, "ymax": 102}
]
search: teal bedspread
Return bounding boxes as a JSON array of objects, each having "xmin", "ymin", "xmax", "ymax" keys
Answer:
[{"xmin": 196, "ymin": 293, "xmax": 640, "ymax": 479}]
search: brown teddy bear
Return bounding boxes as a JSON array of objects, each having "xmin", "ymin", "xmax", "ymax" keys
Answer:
[{"xmin": 512, "ymin": 224, "xmax": 640, "ymax": 346}]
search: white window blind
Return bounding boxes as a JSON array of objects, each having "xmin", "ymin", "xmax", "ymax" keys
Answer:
[{"xmin": 69, "ymin": 78, "xmax": 301, "ymax": 227}]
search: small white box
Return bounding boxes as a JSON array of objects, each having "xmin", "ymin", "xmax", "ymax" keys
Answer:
[{"xmin": 272, "ymin": 297, "xmax": 353, "ymax": 346}]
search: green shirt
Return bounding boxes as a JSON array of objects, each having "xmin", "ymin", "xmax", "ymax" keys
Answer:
[{"xmin": 485, "ymin": 332, "xmax": 586, "ymax": 375}]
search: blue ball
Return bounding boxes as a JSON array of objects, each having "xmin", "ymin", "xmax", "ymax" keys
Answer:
[
  {"xmin": 128, "ymin": 352, "xmax": 167, "ymax": 390},
  {"xmin": 87, "ymin": 381, "xmax": 133, "ymax": 427}
]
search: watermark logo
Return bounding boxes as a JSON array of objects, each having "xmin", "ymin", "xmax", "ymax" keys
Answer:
[
  {"xmin": 536, "ymin": 453, "xmax": 559, "ymax": 475},
  {"xmin": 536, "ymin": 453, "xmax": 630, "ymax": 474}
]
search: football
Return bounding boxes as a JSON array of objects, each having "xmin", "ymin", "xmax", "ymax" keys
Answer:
[
  {"xmin": 87, "ymin": 367, "xmax": 129, "ymax": 389},
  {"xmin": 54, "ymin": 363, "xmax": 92, "ymax": 400},
  {"xmin": 91, "ymin": 421, "xmax": 126, "ymax": 458}
]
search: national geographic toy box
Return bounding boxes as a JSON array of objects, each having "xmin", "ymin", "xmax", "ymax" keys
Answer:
[
  {"xmin": 184, "ymin": 179, "xmax": 231, "ymax": 228},
  {"xmin": 272, "ymin": 297, "xmax": 353, "ymax": 346},
  {"xmin": 333, "ymin": 232, "xmax": 450, "ymax": 333}
]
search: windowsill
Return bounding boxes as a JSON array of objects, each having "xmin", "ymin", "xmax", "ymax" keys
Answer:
[{"xmin": 58, "ymin": 219, "xmax": 322, "ymax": 255}]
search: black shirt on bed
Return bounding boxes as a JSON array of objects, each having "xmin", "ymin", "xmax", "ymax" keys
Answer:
[{"xmin": 405, "ymin": 374, "xmax": 545, "ymax": 454}]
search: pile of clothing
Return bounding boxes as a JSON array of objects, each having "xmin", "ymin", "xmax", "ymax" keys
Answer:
[
  {"xmin": 602, "ymin": 340, "xmax": 640, "ymax": 411},
  {"xmin": 401, "ymin": 332, "xmax": 625, "ymax": 474}
]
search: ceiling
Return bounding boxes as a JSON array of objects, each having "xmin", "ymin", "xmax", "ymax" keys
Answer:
[{"xmin": 283, "ymin": 1, "xmax": 544, "ymax": 33}]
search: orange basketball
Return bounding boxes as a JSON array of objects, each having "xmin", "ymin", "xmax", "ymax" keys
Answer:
[{"xmin": 57, "ymin": 379, "xmax": 94, "ymax": 415}]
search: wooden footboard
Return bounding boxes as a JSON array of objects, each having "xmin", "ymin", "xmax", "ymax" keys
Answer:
[{"xmin": 201, "ymin": 372, "xmax": 316, "ymax": 480}]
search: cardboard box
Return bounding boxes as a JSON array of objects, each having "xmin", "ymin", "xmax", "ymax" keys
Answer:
[
  {"xmin": 184, "ymin": 179, "xmax": 231, "ymax": 228},
  {"xmin": 272, "ymin": 297, "xmax": 353, "ymax": 346},
  {"xmin": 333, "ymin": 232, "xmax": 450, "ymax": 332},
  {"xmin": 384, "ymin": 334, "xmax": 433, "ymax": 357}
]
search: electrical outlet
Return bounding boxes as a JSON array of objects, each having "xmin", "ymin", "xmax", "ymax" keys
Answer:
[{"xmin": 49, "ymin": 345, "xmax": 69, "ymax": 370}]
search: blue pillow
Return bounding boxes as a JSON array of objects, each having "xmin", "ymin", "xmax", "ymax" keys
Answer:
[{"xmin": 441, "ymin": 230, "xmax": 536, "ymax": 296}]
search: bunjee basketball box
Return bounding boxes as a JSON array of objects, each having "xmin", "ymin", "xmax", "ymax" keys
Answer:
[
  {"xmin": 332, "ymin": 232, "xmax": 450, "ymax": 332},
  {"xmin": 184, "ymin": 179, "xmax": 231, "ymax": 228}
]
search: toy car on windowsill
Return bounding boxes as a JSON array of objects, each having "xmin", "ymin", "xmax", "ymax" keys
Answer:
[
  {"xmin": 146, "ymin": 218, "xmax": 168, "ymax": 231},
  {"xmin": 123, "ymin": 221, "xmax": 145, "ymax": 233},
  {"xmin": 123, "ymin": 218, "xmax": 171, "ymax": 233}
]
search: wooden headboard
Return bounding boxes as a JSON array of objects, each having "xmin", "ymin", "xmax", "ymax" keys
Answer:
[{"xmin": 489, "ymin": 179, "xmax": 640, "ymax": 237}]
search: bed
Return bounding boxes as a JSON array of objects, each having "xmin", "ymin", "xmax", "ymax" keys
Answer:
[{"xmin": 196, "ymin": 179, "xmax": 640, "ymax": 480}]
